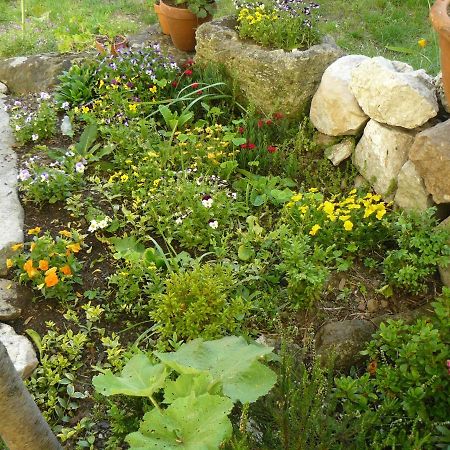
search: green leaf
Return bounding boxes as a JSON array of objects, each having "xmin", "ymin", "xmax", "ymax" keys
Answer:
[
  {"xmin": 75, "ymin": 124, "xmax": 98, "ymax": 155},
  {"xmin": 126, "ymin": 393, "xmax": 233, "ymax": 450},
  {"xmin": 252, "ymin": 194, "xmax": 267, "ymax": 207},
  {"xmin": 163, "ymin": 373, "xmax": 221, "ymax": 404},
  {"xmin": 238, "ymin": 244, "xmax": 254, "ymax": 261},
  {"xmin": 25, "ymin": 329, "xmax": 42, "ymax": 359},
  {"xmin": 109, "ymin": 236, "xmax": 146, "ymax": 262},
  {"xmin": 155, "ymin": 336, "xmax": 277, "ymax": 403},
  {"xmin": 93, "ymin": 354, "xmax": 168, "ymax": 397},
  {"xmin": 385, "ymin": 45, "xmax": 414, "ymax": 54}
]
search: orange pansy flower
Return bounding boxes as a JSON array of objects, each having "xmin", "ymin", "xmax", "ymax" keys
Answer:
[
  {"xmin": 23, "ymin": 259, "xmax": 34, "ymax": 272},
  {"xmin": 44, "ymin": 269, "xmax": 59, "ymax": 288},
  {"xmin": 39, "ymin": 260, "xmax": 49, "ymax": 271},
  {"xmin": 60, "ymin": 265, "xmax": 72, "ymax": 276}
]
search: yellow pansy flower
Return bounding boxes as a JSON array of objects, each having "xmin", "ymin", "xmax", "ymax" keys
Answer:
[
  {"xmin": 309, "ymin": 224, "xmax": 321, "ymax": 236},
  {"xmin": 343, "ymin": 220, "xmax": 353, "ymax": 231}
]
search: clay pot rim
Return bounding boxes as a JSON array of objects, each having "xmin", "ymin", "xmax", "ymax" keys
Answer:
[{"xmin": 430, "ymin": 0, "xmax": 450, "ymax": 32}]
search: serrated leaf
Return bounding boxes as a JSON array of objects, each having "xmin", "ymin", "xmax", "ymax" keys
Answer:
[
  {"xmin": 155, "ymin": 336, "xmax": 276, "ymax": 403},
  {"xmin": 93, "ymin": 354, "xmax": 168, "ymax": 397},
  {"xmin": 126, "ymin": 393, "xmax": 233, "ymax": 450},
  {"xmin": 163, "ymin": 373, "xmax": 221, "ymax": 404}
]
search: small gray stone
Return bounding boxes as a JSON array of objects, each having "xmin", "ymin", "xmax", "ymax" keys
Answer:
[
  {"xmin": 435, "ymin": 72, "xmax": 450, "ymax": 113},
  {"xmin": 366, "ymin": 298, "xmax": 379, "ymax": 313},
  {"xmin": 0, "ymin": 279, "xmax": 21, "ymax": 320},
  {"xmin": 325, "ymin": 137, "xmax": 355, "ymax": 166},
  {"xmin": 0, "ymin": 323, "xmax": 38, "ymax": 378},
  {"xmin": 315, "ymin": 319, "xmax": 376, "ymax": 369},
  {"xmin": 0, "ymin": 81, "xmax": 7, "ymax": 94}
]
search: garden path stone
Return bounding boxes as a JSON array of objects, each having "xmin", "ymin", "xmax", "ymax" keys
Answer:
[
  {"xmin": 0, "ymin": 279, "xmax": 21, "ymax": 321},
  {"xmin": 310, "ymin": 55, "xmax": 369, "ymax": 136},
  {"xmin": 394, "ymin": 160, "xmax": 433, "ymax": 212},
  {"xmin": 350, "ymin": 57, "xmax": 438, "ymax": 129},
  {"xmin": 0, "ymin": 97, "xmax": 23, "ymax": 276},
  {"xmin": 409, "ymin": 119, "xmax": 450, "ymax": 204},
  {"xmin": 0, "ymin": 322, "xmax": 38, "ymax": 378},
  {"xmin": 195, "ymin": 17, "xmax": 344, "ymax": 118},
  {"xmin": 353, "ymin": 120, "xmax": 415, "ymax": 199}
]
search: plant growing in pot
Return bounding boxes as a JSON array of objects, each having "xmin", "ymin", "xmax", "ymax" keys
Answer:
[{"xmin": 160, "ymin": 0, "xmax": 215, "ymax": 52}]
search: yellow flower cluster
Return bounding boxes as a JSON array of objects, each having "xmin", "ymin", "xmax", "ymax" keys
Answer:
[
  {"xmin": 286, "ymin": 189, "xmax": 389, "ymax": 236},
  {"xmin": 238, "ymin": 7, "xmax": 278, "ymax": 25}
]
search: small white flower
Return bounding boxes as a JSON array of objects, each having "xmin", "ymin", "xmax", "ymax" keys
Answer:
[
  {"xmin": 88, "ymin": 220, "xmax": 99, "ymax": 232},
  {"xmin": 40, "ymin": 92, "xmax": 51, "ymax": 100},
  {"xmin": 201, "ymin": 195, "xmax": 213, "ymax": 208},
  {"xmin": 175, "ymin": 217, "xmax": 183, "ymax": 225},
  {"xmin": 31, "ymin": 134, "xmax": 39, "ymax": 141},
  {"xmin": 208, "ymin": 220, "xmax": 218, "ymax": 229},
  {"xmin": 61, "ymin": 102, "xmax": 70, "ymax": 110},
  {"xmin": 15, "ymin": 124, "xmax": 21, "ymax": 131},
  {"xmin": 65, "ymin": 150, "xmax": 75, "ymax": 157},
  {"xmin": 231, "ymin": 192, "xmax": 237, "ymax": 200}
]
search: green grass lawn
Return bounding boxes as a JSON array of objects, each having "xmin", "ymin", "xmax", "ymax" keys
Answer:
[
  {"xmin": 0, "ymin": 0, "xmax": 155, "ymax": 57},
  {"xmin": 0, "ymin": 0, "xmax": 441, "ymax": 74}
]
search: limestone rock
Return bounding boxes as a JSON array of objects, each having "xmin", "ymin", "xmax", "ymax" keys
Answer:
[
  {"xmin": 0, "ymin": 81, "xmax": 7, "ymax": 94},
  {"xmin": 0, "ymin": 323, "xmax": 38, "ymax": 378},
  {"xmin": 409, "ymin": 119, "xmax": 450, "ymax": 204},
  {"xmin": 310, "ymin": 55, "xmax": 369, "ymax": 136},
  {"xmin": 394, "ymin": 160, "xmax": 433, "ymax": 212},
  {"xmin": 325, "ymin": 137, "xmax": 355, "ymax": 166},
  {"xmin": 437, "ymin": 216, "xmax": 450, "ymax": 287},
  {"xmin": 313, "ymin": 132, "xmax": 340, "ymax": 149},
  {"xmin": 350, "ymin": 57, "xmax": 438, "ymax": 129},
  {"xmin": 0, "ymin": 53, "xmax": 88, "ymax": 94},
  {"xmin": 353, "ymin": 120, "xmax": 414, "ymax": 198},
  {"xmin": 195, "ymin": 17, "xmax": 344, "ymax": 117},
  {"xmin": 0, "ymin": 279, "xmax": 21, "ymax": 320},
  {"xmin": 315, "ymin": 319, "xmax": 376, "ymax": 369},
  {"xmin": 0, "ymin": 98, "xmax": 23, "ymax": 276}
]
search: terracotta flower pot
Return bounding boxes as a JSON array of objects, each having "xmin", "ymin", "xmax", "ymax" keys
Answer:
[
  {"xmin": 430, "ymin": 0, "xmax": 450, "ymax": 104},
  {"xmin": 160, "ymin": 0, "xmax": 212, "ymax": 52},
  {"xmin": 154, "ymin": 2, "xmax": 170, "ymax": 35},
  {"xmin": 111, "ymin": 35, "xmax": 129, "ymax": 56},
  {"xmin": 95, "ymin": 35, "xmax": 109, "ymax": 54}
]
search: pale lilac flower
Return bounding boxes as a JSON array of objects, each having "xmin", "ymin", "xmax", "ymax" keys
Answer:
[
  {"xmin": 61, "ymin": 102, "xmax": 70, "ymax": 110},
  {"xmin": 40, "ymin": 172, "xmax": 49, "ymax": 182},
  {"xmin": 18, "ymin": 169, "xmax": 31, "ymax": 181},
  {"xmin": 15, "ymin": 125, "xmax": 21, "ymax": 131},
  {"xmin": 39, "ymin": 92, "xmax": 51, "ymax": 100},
  {"xmin": 75, "ymin": 162, "xmax": 85, "ymax": 174}
]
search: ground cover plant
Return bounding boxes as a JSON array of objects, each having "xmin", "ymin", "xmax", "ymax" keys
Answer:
[{"xmin": 2, "ymin": 38, "xmax": 450, "ymax": 450}]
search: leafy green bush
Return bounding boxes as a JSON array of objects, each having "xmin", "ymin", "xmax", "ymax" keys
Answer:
[
  {"xmin": 383, "ymin": 209, "xmax": 450, "ymax": 293},
  {"xmin": 55, "ymin": 62, "xmax": 97, "ymax": 106},
  {"xmin": 151, "ymin": 264, "xmax": 251, "ymax": 343},
  {"xmin": 333, "ymin": 291, "xmax": 450, "ymax": 448}
]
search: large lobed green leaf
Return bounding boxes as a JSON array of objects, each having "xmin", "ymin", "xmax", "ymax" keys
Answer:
[
  {"xmin": 126, "ymin": 393, "xmax": 234, "ymax": 450},
  {"xmin": 93, "ymin": 354, "xmax": 168, "ymax": 397},
  {"xmin": 155, "ymin": 336, "xmax": 277, "ymax": 403}
]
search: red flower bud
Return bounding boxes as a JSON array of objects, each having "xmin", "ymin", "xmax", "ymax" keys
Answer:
[
  {"xmin": 257, "ymin": 119, "xmax": 264, "ymax": 128},
  {"xmin": 191, "ymin": 82, "xmax": 199, "ymax": 89},
  {"xmin": 267, "ymin": 145, "xmax": 277, "ymax": 153},
  {"xmin": 184, "ymin": 69, "xmax": 193, "ymax": 76}
]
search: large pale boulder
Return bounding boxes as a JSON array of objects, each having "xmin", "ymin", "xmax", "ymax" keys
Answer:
[
  {"xmin": 409, "ymin": 119, "xmax": 450, "ymax": 204},
  {"xmin": 0, "ymin": 323, "xmax": 38, "ymax": 378},
  {"xmin": 353, "ymin": 120, "xmax": 414, "ymax": 198},
  {"xmin": 350, "ymin": 57, "xmax": 438, "ymax": 129},
  {"xmin": 195, "ymin": 17, "xmax": 344, "ymax": 117},
  {"xmin": 394, "ymin": 161, "xmax": 433, "ymax": 211},
  {"xmin": 310, "ymin": 55, "xmax": 369, "ymax": 136}
]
